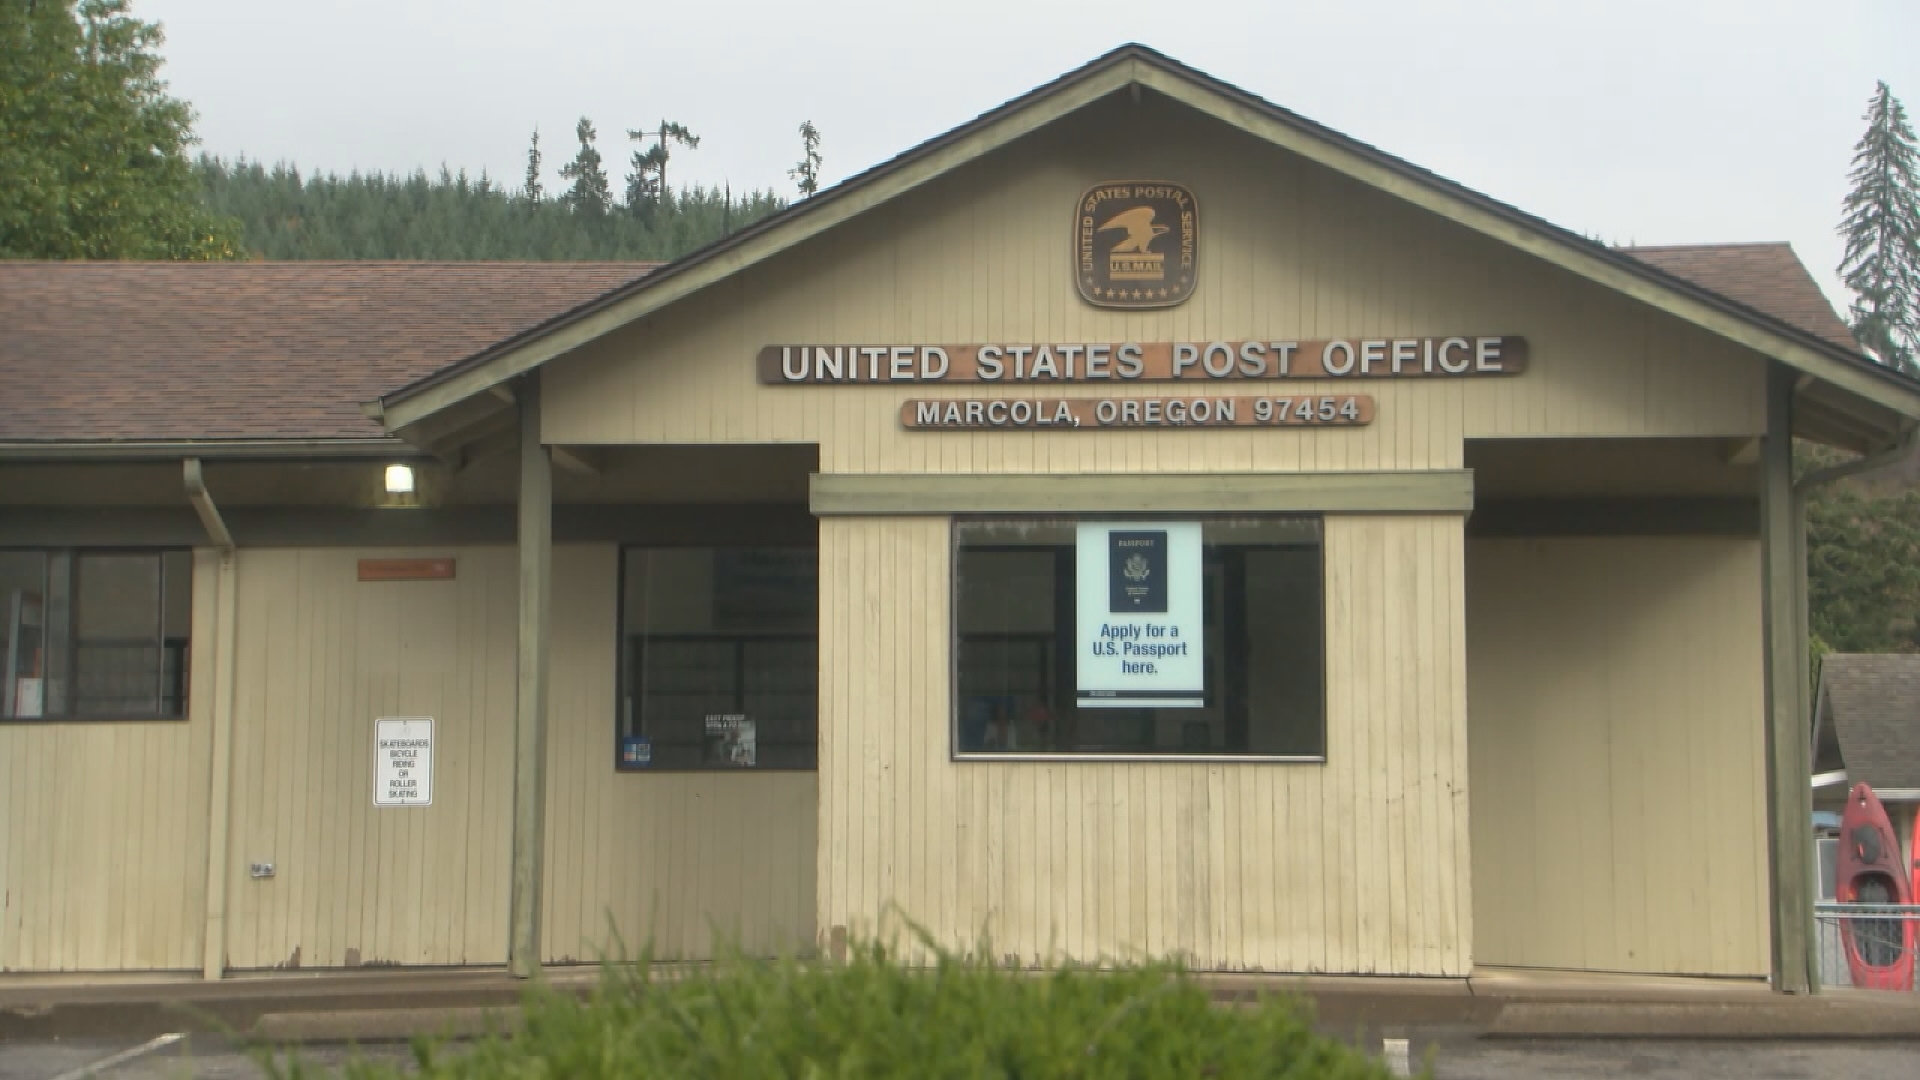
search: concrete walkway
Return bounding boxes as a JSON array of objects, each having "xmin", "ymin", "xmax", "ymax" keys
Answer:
[
  {"xmin": 0, "ymin": 966, "xmax": 1915, "ymax": 1043},
  {"xmin": 8, "ymin": 1033, "xmax": 1920, "ymax": 1079}
]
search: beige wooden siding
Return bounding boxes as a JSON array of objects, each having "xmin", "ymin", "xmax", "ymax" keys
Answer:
[
  {"xmin": 1466, "ymin": 537, "xmax": 1768, "ymax": 976},
  {"xmin": 0, "ymin": 549, "xmax": 217, "ymax": 972},
  {"xmin": 541, "ymin": 544, "xmax": 816, "ymax": 963},
  {"xmin": 223, "ymin": 547, "xmax": 518, "ymax": 969},
  {"xmin": 545, "ymin": 93, "xmax": 1763, "ymax": 468},
  {"xmin": 817, "ymin": 514, "xmax": 1470, "ymax": 974}
]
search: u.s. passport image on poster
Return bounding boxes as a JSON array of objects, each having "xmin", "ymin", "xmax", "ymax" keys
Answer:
[{"xmin": 1108, "ymin": 530, "xmax": 1169, "ymax": 612}]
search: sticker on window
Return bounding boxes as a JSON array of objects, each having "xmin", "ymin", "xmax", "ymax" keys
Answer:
[{"xmin": 703, "ymin": 714, "xmax": 757, "ymax": 767}]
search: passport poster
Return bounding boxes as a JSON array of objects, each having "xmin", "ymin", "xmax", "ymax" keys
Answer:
[{"xmin": 1075, "ymin": 522, "xmax": 1204, "ymax": 709}]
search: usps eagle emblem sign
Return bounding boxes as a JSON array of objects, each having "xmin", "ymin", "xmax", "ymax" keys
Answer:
[{"xmin": 1075, "ymin": 182, "xmax": 1197, "ymax": 309}]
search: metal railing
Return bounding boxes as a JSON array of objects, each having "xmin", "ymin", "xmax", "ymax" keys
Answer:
[{"xmin": 1815, "ymin": 903, "xmax": 1920, "ymax": 991}]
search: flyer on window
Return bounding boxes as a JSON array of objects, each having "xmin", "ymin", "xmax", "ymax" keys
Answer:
[
  {"xmin": 1074, "ymin": 522, "xmax": 1204, "ymax": 708},
  {"xmin": 703, "ymin": 713, "xmax": 757, "ymax": 767}
]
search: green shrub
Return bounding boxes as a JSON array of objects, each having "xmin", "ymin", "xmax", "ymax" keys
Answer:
[{"xmin": 269, "ymin": 933, "xmax": 1412, "ymax": 1079}]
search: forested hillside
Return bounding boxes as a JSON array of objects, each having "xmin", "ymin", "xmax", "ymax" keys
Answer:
[
  {"xmin": 195, "ymin": 158, "xmax": 785, "ymax": 261},
  {"xmin": 1808, "ymin": 446, "xmax": 1920, "ymax": 659}
]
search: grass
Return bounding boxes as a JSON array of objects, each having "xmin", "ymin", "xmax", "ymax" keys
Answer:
[{"xmin": 258, "ymin": 930, "xmax": 1416, "ymax": 1079}]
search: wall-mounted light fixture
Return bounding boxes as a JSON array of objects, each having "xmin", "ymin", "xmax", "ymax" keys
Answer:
[{"xmin": 384, "ymin": 464, "xmax": 415, "ymax": 495}]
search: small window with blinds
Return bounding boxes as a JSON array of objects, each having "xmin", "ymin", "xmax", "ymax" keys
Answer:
[
  {"xmin": 618, "ymin": 546, "xmax": 818, "ymax": 770},
  {"xmin": 0, "ymin": 549, "xmax": 193, "ymax": 721}
]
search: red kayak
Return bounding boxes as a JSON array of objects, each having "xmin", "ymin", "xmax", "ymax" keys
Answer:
[
  {"xmin": 1912, "ymin": 805, "xmax": 1920, "ymax": 908},
  {"xmin": 1837, "ymin": 783, "xmax": 1914, "ymax": 990}
]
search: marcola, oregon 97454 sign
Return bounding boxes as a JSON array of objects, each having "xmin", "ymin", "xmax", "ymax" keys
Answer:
[{"xmin": 899, "ymin": 395, "xmax": 1372, "ymax": 429}]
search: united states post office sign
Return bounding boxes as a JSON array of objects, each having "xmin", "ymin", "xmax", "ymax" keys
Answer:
[{"xmin": 756, "ymin": 337, "xmax": 1527, "ymax": 384}]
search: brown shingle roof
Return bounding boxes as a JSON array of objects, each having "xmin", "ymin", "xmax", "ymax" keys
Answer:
[
  {"xmin": 1621, "ymin": 243, "xmax": 1859, "ymax": 352},
  {"xmin": 0, "ymin": 240, "xmax": 1868, "ymax": 446},
  {"xmin": 1818, "ymin": 653, "xmax": 1920, "ymax": 791},
  {"xmin": 0, "ymin": 261, "xmax": 655, "ymax": 442}
]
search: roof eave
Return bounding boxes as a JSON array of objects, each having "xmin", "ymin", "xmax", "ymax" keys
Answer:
[{"xmin": 0, "ymin": 438, "xmax": 428, "ymax": 463}]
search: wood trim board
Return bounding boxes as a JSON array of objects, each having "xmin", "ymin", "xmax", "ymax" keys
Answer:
[
  {"xmin": 1467, "ymin": 498, "xmax": 1759, "ymax": 537},
  {"xmin": 0, "ymin": 504, "xmax": 819, "ymax": 548},
  {"xmin": 809, "ymin": 470, "xmax": 1474, "ymax": 515}
]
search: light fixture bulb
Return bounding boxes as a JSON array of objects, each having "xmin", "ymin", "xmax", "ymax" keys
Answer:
[{"xmin": 384, "ymin": 464, "xmax": 415, "ymax": 495}]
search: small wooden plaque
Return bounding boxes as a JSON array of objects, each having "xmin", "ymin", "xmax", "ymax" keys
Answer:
[{"xmin": 358, "ymin": 558, "xmax": 456, "ymax": 582}]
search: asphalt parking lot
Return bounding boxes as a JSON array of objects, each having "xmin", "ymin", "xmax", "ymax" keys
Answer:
[
  {"xmin": 0, "ymin": 1036, "xmax": 412, "ymax": 1079},
  {"xmin": 1425, "ymin": 1037, "xmax": 1920, "ymax": 1079},
  {"xmin": 4, "ymin": 1032, "xmax": 1920, "ymax": 1078}
]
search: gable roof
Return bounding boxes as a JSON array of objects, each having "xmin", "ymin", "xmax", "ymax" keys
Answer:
[
  {"xmin": 1622, "ymin": 243, "xmax": 1858, "ymax": 353},
  {"xmin": 1815, "ymin": 654, "xmax": 1920, "ymax": 791},
  {"xmin": 0, "ymin": 244, "xmax": 1860, "ymax": 457},
  {"xmin": 369, "ymin": 44, "xmax": 1920, "ymax": 451},
  {"xmin": 0, "ymin": 261, "xmax": 655, "ymax": 451}
]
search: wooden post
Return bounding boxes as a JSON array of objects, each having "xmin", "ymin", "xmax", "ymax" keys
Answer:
[
  {"xmin": 1761, "ymin": 363, "xmax": 1813, "ymax": 994},
  {"xmin": 508, "ymin": 375, "xmax": 552, "ymax": 978},
  {"xmin": 1792, "ymin": 471, "xmax": 1819, "ymax": 992}
]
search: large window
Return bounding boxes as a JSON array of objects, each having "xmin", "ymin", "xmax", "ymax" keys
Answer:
[
  {"xmin": 619, "ymin": 546, "xmax": 818, "ymax": 770},
  {"xmin": 0, "ymin": 550, "xmax": 193, "ymax": 721},
  {"xmin": 953, "ymin": 517, "xmax": 1323, "ymax": 760}
]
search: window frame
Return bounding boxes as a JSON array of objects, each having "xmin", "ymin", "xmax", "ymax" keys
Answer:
[
  {"xmin": 947, "ymin": 513, "xmax": 1328, "ymax": 764},
  {"xmin": 1815, "ymin": 835, "xmax": 1839, "ymax": 902},
  {"xmin": 614, "ymin": 542, "xmax": 820, "ymax": 773},
  {"xmin": 0, "ymin": 546, "xmax": 194, "ymax": 724}
]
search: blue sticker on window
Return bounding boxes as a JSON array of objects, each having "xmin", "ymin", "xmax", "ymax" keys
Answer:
[{"xmin": 618, "ymin": 736, "xmax": 652, "ymax": 770}]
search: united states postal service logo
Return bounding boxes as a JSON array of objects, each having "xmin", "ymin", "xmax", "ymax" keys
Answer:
[{"xmin": 1075, "ymin": 182, "xmax": 1197, "ymax": 308}]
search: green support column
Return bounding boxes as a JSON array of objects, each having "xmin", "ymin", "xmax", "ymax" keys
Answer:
[
  {"xmin": 508, "ymin": 375, "xmax": 552, "ymax": 978},
  {"xmin": 1762, "ymin": 362, "xmax": 1814, "ymax": 994}
]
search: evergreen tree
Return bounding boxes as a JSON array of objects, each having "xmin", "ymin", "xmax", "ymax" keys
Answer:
[
  {"xmin": 196, "ymin": 156, "xmax": 785, "ymax": 260},
  {"xmin": 625, "ymin": 121, "xmax": 699, "ymax": 213},
  {"xmin": 625, "ymin": 144, "xmax": 664, "ymax": 211},
  {"xmin": 1802, "ymin": 439, "xmax": 1920, "ymax": 663},
  {"xmin": 1, "ymin": 0, "xmax": 241, "ymax": 259},
  {"xmin": 558, "ymin": 117, "xmax": 611, "ymax": 216},
  {"xmin": 1839, "ymin": 81, "xmax": 1920, "ymax": 372},
  {"xmin": 523, "ymin": 127, "xmax": 543, "ymax": 202},
  {"xmin": 790, "ymin": 120, "xmax": 823, "ymax": 197},
  {"xmin": 1807, "ymin": 479, "xmax": 1920, "ymax": 653}
]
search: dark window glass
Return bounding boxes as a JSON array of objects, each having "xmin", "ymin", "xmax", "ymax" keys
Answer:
[
  {"xmin": 953, "ymin": 517, "xmax": 1323, "ymax": 758},
  {"xmin": 619, "ymin": 547, "xmax": 817, "ymax": 770},
  {"xmin": 1, "ymin": 550, "xmax": 191, "ymax": 720},
  {"xmin": 0, "ymin": 552, "xmax": 49, "ymax": 719}
]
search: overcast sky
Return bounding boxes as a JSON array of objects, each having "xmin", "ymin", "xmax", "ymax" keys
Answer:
[{"xmin": 142, "ymin": 0, "xmax": 1915, "ymax": 311}]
